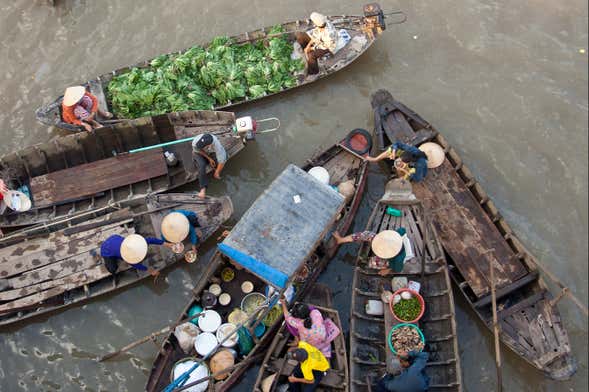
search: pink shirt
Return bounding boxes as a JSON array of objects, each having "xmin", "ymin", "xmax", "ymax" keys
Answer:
[{"xmin": 286, "ymin": 309, "xmax": 331, "ymax": 358}]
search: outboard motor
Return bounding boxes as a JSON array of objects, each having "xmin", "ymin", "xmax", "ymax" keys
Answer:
[
  {"xmin": 363, "ymin": 3, "xmax": 386, "ymax": 34},
  {"xmin": 232, "ymin": 116, "xmax": 280, "ymax": 141}
]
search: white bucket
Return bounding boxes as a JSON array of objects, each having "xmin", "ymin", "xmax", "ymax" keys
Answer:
[
  {"xmin": 216, "ymin": 323, "xmax": 239, "ymax": 348},
  {"xmin": 172, "ymin": 359, "xmax": 209, "ymax": 392},
  {"xmin": 194, "ymin": 332, "xmax": 218, "ymax": 357}
]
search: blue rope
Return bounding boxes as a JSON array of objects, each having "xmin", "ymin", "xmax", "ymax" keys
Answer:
[{"xmin": 163, "ymin": 362, "xmax": 200, "ymax": 392}]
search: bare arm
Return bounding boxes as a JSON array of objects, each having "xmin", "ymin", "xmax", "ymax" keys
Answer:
[{"xmin": 366, "ymin": 149, "xmax": 394, "ymax": 162}]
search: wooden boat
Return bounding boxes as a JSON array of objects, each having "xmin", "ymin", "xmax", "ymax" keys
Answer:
[
  {"xmin": 146, "ymin": 151, "xmax": 367, "ymax": 392},
  {"xmin": 0, "ymin": 193, "xmax": 233, "ymax": 327},
  {"xmin": 253, "ymin": 283, "xmax": 348, "ymax": 392},
  {"xmin": 370, "ymin": 89, "xmax": 577, "ymax": 380},
  {"xmin": 349, "ymin": 179, "xmax": 462, "ymax": 391},
  {"xmin": 0, "ymin": 110, "xmax": 244, "ymax": 230},
  {"xmin": 35, "ymin": 4, "xmax": 386, "ymax": 132}
]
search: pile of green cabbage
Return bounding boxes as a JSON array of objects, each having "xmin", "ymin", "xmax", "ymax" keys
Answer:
[{"xmin": 107, "ymin": 26, "xmax": 304, "ymax": 118}]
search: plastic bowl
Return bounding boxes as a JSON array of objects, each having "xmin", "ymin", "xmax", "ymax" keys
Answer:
[
  {"xmin": 387, "ymin": 323, "xmax": 426, "ymax": 355},
  {"xmin": 389, "ymin": 288, "xmax": 425, "ymax": 324}
]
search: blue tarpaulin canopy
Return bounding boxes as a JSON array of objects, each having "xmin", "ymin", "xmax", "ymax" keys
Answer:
[{"xmin": 218, "ymin": 164, "xmax": 345, "ymax": 289}]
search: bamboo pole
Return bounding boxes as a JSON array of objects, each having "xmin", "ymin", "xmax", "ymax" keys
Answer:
[{"xmin": 489, "ymin": 254, "xmax": 503, "ymax": 392}]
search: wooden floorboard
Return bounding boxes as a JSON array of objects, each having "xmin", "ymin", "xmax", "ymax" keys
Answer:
[{"xmin": 30, "ymin": 148, "xmax": 167, "ymax": 208}]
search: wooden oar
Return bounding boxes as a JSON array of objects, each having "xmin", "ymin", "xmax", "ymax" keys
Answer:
[
  {"xmin": 488, "ymin": 249, "xmax": 503, "ymax": 392},
  {"xmin": 97, "ymin": 310, "xmax": 203, "ymax": 362}
]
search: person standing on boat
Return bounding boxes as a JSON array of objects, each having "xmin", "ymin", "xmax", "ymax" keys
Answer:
[
  {"xmin": 333, "ymin": 228, "xmax": 408, "ymax": 276},
  {"xmin": 374, "ymin": 351, "xmax": 430, "ymax": 392},
  {"xmin": 296, "ymin": 12, "xmax": 338, "ymax": 75},
  {"xmin": 61, "ymin": 86, "xmax": 113, "ymax": 132},
  {"xmin": 287, "ymin": 341, "xmax": 330, "ymax": 392},
  {"xmin": 99, "ymin": 234, "xmax": 173, "ymax": 278},
  {"xmin": 192, "ymin": 133, "xmax": 227, "ymax": 199},
  {"xmin": 161, "ymin": 210, "xmax": 202, "ymax": 254},
  {"xmin": 279, "ymin": 299, "xmax": 332, "ymax": 358}
]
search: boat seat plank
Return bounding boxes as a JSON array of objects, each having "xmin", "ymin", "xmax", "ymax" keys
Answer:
[
  {"xmin": 29, "ymin": 149, "xmax": 167, "ymax": 208},
  {"xmin": 497, "ymin": 291, "xmax": 545, "ymax": 321},
  {"xmin": 0, "ymin": 225, "xmax": 129, "ymax": 279},
  {"xmin": 413, "ymin": 160, "xmax": 528, "ymax": 297},
  {"xmin": 473, "ymin": 271, "xmax": 539, "ymax": 308}
]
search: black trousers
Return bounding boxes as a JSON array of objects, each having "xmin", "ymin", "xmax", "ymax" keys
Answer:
[
  {"xmin": 289, "ymin": 364, "xmax": 325, "ymax": 392},
  {"xmin": 295, "ymin": 32, "xmax": 331, "ymax": 75},
  {"xmin": 193, "ymin": 153, "xmax": 217, "ymax": 190}
]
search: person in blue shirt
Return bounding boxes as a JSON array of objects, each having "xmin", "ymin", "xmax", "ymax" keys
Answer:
[
  {"xmin": 375, "ymin": 351, "xmax": 430, "ymax": 392},
  {"xmin": 162, "ymin": 210, "xmax": 202, "ymax": 254},
  {"xmin": 100, "ymin": 234, "xmax": 173, "ymax": 277},
  {"xmin": 366, "ymin": 142, "xmax": 429, "ymax": 182}
]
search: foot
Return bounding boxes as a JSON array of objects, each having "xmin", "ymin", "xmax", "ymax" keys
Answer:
[
  {"xmin": 213, "ymin": 172, "xmax": 222, "ymax": 180},
  {"xmin": 103, "ymin": 111, "xmax": 113, "ymax": 119},
  {"xmin": 197, "ymin": 189, "xmax": 206, "ymax": 199}
]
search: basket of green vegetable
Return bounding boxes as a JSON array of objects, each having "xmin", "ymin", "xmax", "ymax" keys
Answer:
[{"xmin": 390, "ymin": 288, "xmax": 425, "ymax": 323}]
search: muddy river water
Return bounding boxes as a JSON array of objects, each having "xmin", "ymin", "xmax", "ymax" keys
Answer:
[{"xmin": 0, "ymin": 0, "xmax": 587, "ymax": 391}]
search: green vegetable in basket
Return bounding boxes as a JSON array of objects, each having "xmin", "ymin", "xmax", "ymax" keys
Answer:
[{"xmin": 393, "ymin": 297, "xmax": 422, "ymax": 321}]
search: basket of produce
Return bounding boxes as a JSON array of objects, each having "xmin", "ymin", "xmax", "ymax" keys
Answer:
[
  {"xmin": 263, "ymin": 305, "xmax": 282, "ymax": 327},
  {"xmin": 241, "ymin": 293, "xmax": 268, "ymax": 316},
  {"xmin": 387, "ymin": 323, "xmax": 426, "ymax": 355},
  {"xmin": 389, "ymin": 288, "xmax": 425, "ymax": 323}
]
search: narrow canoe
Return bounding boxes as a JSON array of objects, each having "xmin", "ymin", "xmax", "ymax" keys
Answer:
[
  {"xmin": 349, "ymin": 178, "xmax": 462, "ymax": 391},
  {"xmin": 0, "ymin": 110, "xmax": 244, "ymax": 230},
  {"xmin": 146, "ymin": 138, "xmax": 368, "ymax": 391},
  {"xmin": 35, "ymin": 4, "xmax": 386, "ymax": 132},
  {"xmin": 253, "ymin": 283, "xmax": 349, "ymax": 392},
  {"xmin": 370, "ymin": 89, "xmax": 576, "ymax": 380},
  {"xmin": 0, "ymin": 193, "xmax": 233, "ymax": 327}
]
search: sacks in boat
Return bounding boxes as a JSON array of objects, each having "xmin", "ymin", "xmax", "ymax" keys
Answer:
[{"xmin": 174, "ymin": 322, "xmax": 200, "ymax": 353}]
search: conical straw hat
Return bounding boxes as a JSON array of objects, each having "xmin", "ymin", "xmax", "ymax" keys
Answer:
[
  {"xmin": 63, "ymin": 86, "xmax": 86, "ymax": 107},
  {"xmin": 120, "ymin": 234, "xmax": 148, "ymax": 264},
  {"xmin": 161, "ymin": 212, "xmax": 190, "ymax": 243},
  {"xmin": 371, "ymin": 230, "xmax": 403, "ymax": 259},
  {"xmin": 4, "ymin": 190, "xmax": 32, "ymax": 212},
  {"xmin": 418, "ymin": 142, "xmax": 445, "ymax": 169}
]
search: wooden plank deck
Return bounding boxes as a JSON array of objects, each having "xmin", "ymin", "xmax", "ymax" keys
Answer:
[
  {"xmin": 29, "ymin": 149, "xmax": 167, "ymax": 208},
  {"xmin": 413, "ymin": 160, "xmax": 528, "ymax": 298}
]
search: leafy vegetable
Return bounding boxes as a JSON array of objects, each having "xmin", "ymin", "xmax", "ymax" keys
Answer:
[
  {"xmin": 392, "ymin": 297, "xmax": 422, "ymax": 321},
  {"xmin": 107, "ymin": 26, "xmax": 304, "ymax": 118}
]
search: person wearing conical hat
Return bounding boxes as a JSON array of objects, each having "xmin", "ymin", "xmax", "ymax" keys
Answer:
[
  {"xmin": 333, "ymin": 227, "xmax": 409, "ymax": 276},
  {"xmin": 99, "ymin": 233, "xmax": 173, "ymax": 277},
  {"xmin": 295, "ymin": 12, "xmax": 339, "ymax": 75},
  {"xmin": 0, "ymin": 179, "xmax": 7, "ymax": 215},
  {"xmin": 0, "ymin": 179, "xmax": 32, "ymax": 215},
  {"xmin": 61, "ymin": 86, "xmax": 113, "ymax": 132},
  {"xmin": 366, "ymin": 141, "xmax": 444, "ymax": 182},
  {"xmin": 161, "ymin": 210, "xmax": 203, "ymax": 255}
]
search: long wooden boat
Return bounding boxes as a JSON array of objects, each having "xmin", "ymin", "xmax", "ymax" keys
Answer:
[
  {"xmin": 0, "ymin": 110, "xmax": 244, "ymax": 230},
  {"xmin": 349, "ymin": 178, "xmax": 462, "ymax": 391},
  {"xmin": 146, "ymin": 139, "xmax": 368, "ymax": 392},
  {"xmin": 0, "ymin": 193, "xmax": 233, "ymax": 327},
  {"xmin": 370, "ymin": 89, "xmax": 576, "ymax": 380},
  {"xmin": 36, "ymin": 4, "xmax": 386, "ymax": 132},
  {"xmin": 252, "ymin": 283, "xmax": 348, "ymax": 392}
]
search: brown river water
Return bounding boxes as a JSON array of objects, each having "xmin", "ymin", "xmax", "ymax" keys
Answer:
[{"xmin": 0, "ymin": 0, "xmax": 587, "ymax": 391}]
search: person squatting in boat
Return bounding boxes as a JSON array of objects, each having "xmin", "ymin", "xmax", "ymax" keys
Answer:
[
  {"xmin": 192, "ymin": 133, "xmax": 227, "ymax": 199},
  {"xmin": 99, "ymin": 234, "xmax": 173, "ymax": 279},
  {"xmin": 333, "ymin": 228, "xmax": 408, "ymax": 276},
  {"xmin": 61, "ymin": 86, "xmax": 113, "ymax": 132},
  {"xmin": 374, "ymin": 351, "xmax": 430, "ymax": 392}
]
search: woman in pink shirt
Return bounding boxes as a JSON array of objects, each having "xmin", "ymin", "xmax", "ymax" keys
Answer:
[{"xmin": 280, "ymin": 298, "xmax": 331, "ymax": 358}]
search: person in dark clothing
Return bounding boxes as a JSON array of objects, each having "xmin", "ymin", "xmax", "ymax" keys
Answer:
[
  {"xmin": 366, "ymin": 142, "xmax": 429, "ymax": 182},
  {"xmin": 374, "ymin": 351, "xmax": 430, "ymax": 392},
  {"xmin": 192, "ymin": 133, "xmax": 227, "ymax": 198},
  {"xmin": 100, "ymin": 234, "xmax": 173, "ymax": 277}
]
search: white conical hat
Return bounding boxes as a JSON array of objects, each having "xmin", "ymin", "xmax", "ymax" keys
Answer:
[
  {"xmin": 4, "ymin": 190, "xmax": 32, "ymax": 212},
  {"xmin": 308, "ymin": 166, "xmax": 330, "ymax": 185},
  {"xmin": 418, "ymin": 142, "xmax": 445, "ymax": 169},
  {"xmin": 63, "ymin": 86, "xmax": 86, "ymax": 106},
  {"xmin": 310, "ymin": 12, "xmax": 327, "ymax": 27},
  {"xmin": 120, "ymin": 234, "xmax": 148, "ymax": 264},
  {"xmin": 371, "ymin": 230, "xmax": 403, "ymax": 259},
  {"xmin": 161, "ymin": 212, "xmax": 190, "ymax": 243}
]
